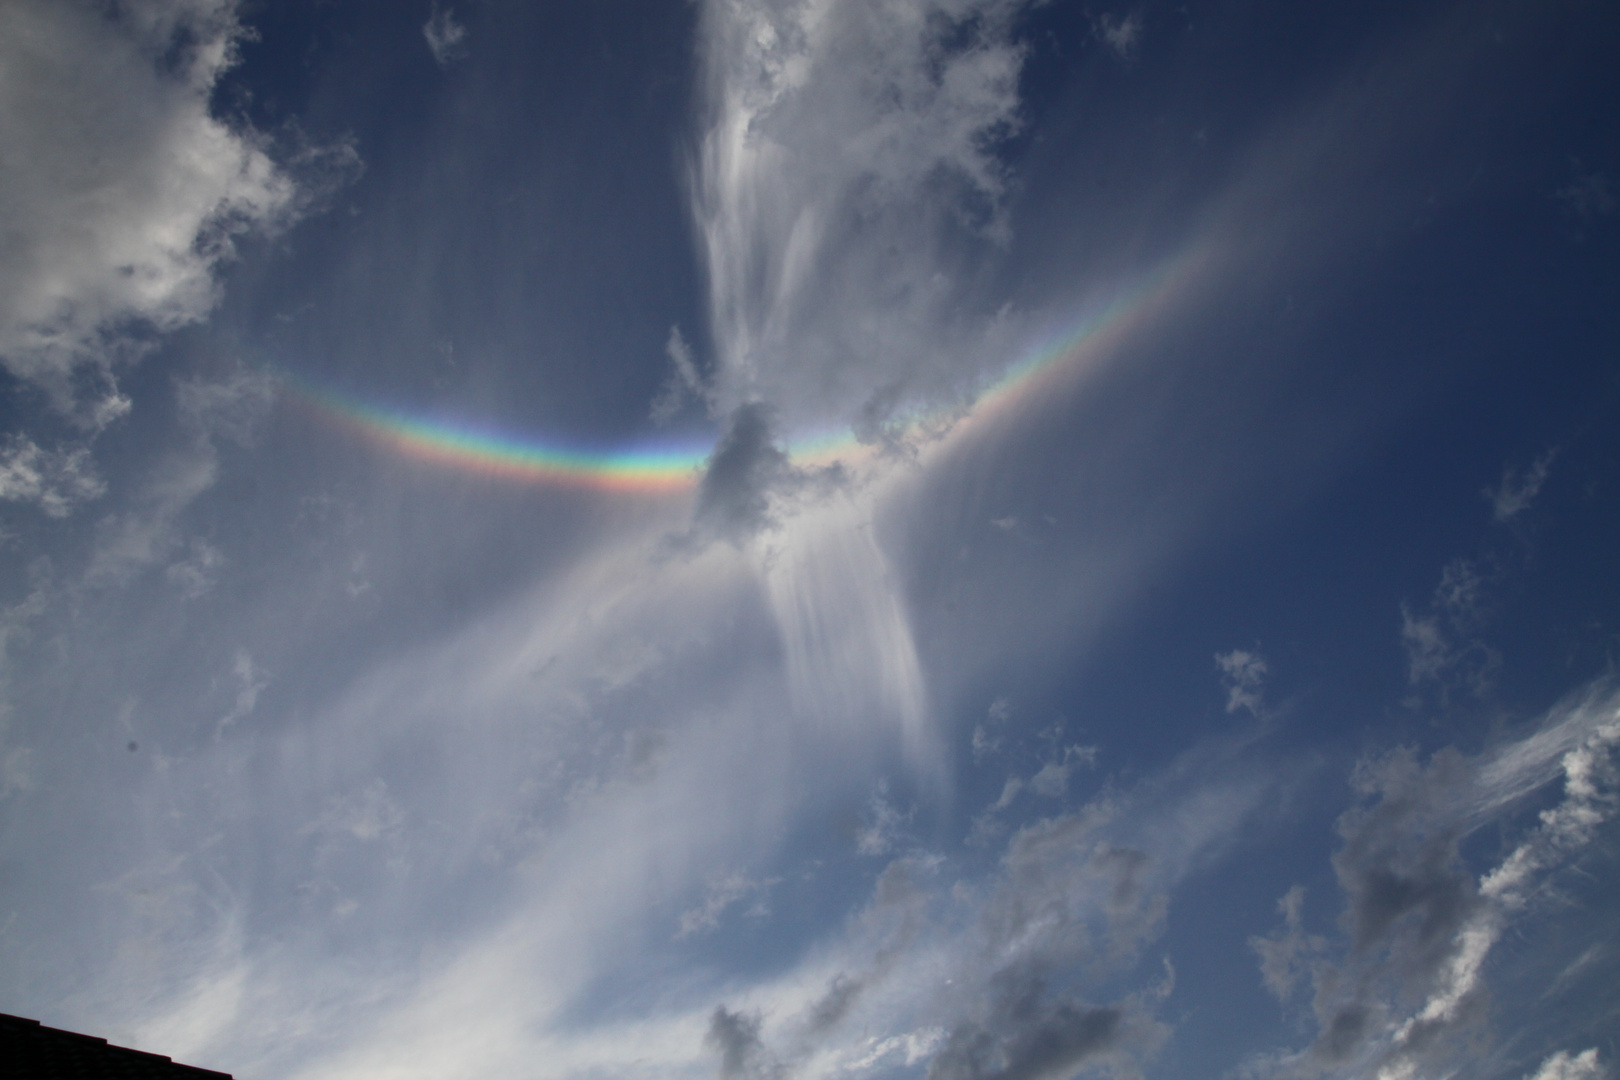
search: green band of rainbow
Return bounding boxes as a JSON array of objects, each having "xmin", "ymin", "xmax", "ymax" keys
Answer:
[
  {"xmin": 284, "ymin": 377, "xmax": 712, "ymax": 493},
  {"xmin": 279, "ymin": 249, "xmax": 1203, "ymax": 494}
]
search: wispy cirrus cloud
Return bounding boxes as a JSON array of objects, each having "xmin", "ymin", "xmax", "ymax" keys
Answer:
[{"xmin": 692, "ymin": 0, "xmax": 1032, "ymax": 438}]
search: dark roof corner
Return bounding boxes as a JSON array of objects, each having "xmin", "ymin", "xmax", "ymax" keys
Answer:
[{"xmin": 0, "ymin": 1012, "xmax": 235, "ymax": 1080}]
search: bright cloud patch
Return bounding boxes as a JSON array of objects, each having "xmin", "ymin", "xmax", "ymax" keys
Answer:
[{"xmin": 0, "ymin": 0, "xmax": 294, "ymax": 421}]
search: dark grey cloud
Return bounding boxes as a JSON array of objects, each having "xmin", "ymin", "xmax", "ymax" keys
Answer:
[
  {"xmin": 804, "ymin": 973, "xmax": 864, "ymax": 1035},
  {"xmin": 928, "ymin": 967, "xmax": 1123, "ymax": 1080},
  {"xmin": 695, "ymin": 403, "xmax": 791, "ymax": 542},
  {"xmin": 1304, "ymin": 747, "xmax": 1484, "ymax": 1067},
  {"xmin": 706, "ymin": 1006, "xmax": 776, "ymax": 1080}
]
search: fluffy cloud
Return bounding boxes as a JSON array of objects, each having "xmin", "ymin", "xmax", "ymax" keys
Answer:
[
  {"xmin": 1216, "ymin": 649, "xmax": 1268, "ymax": 716},
  {"xmin": 1526, "ymin": 1049, "xmax": 1605, "ymax": 1080},
  {"xmin": 0, "ymin": 436, "xmax": 106, "ymax": 517},
  {"xmin": 0, "ymin": 0, "xmax": 297, "ymax": 423}
]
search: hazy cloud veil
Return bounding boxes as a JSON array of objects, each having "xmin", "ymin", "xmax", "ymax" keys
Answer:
[{"xmin": 0, "ymin": 2, "xmax": 1616, "ymax": 1080}]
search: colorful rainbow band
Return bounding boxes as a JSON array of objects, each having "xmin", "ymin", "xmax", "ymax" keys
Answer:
[{"xmin": 278, "ymin": 249, "xmax": 1203, "ymax": 494}]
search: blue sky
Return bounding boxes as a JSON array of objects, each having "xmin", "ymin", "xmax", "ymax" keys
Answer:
[{"xmin": 1, "ymin": 2, "xmax": 1617, "ymax": 1080}]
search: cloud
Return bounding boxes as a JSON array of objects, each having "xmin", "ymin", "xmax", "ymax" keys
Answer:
[
  {"xmin": 1526, "ymin": 1049, "xmax": 1605, "ymax": 1080},
  {"xmin": 664, "ymin": 738, "xmax": 1257, "ymax": 1080},
  {"xmin": 0, "ymin": 436, "xmax": 106, "ymax": 517},
  {"xmin": 650, "ymin": 325, "xmax": 710, "ymax": 424},
  {"xmin": 677, "ymin": 870, "xmax": 780, "ymax": 937},
  {"xmin": 87, "ymin": 447, "xmax": 220, "ymax": 586},
  {"xmin": 1250, "ymin": 682, "xmax": 1620, "ymax": 1080},
  {"xmin": 87, "ymin": 365, "xmax": 274, "ymax": 588},
  {"xmin": 706, "ymin": 1006, "xmax": 777, "ymax": 1080},
  {"xmin": 304, "ymin": 779, "xmax": 405, "ymax": 845},
  {"xmin": 693, "ymin": 0, "xmax": 1031, "ymax": 434},
  {"xmin": 176, "ymin": 365, "xmax": 278, "ymax": 446},
  {"xmin": 423, "ymin": 6, "xmax": 468, "ymax": 68},
  {"xmin": 926, "ymin": 972, "xmax": 1124, "ymax": 1080},
  {"xmin": 1093, "ymin": 11, "xmax": 1144, "ymax": 62},
  {"xmin": 215, "ymin": 649, "xmax": 267, "ymax": 737},
  {"xmin": 1249, "ymin": 885, "xmax": 1325, "ymax": 1002},
  {"xmin": 972, "ymin": 698, "xmax": 1013, "ymax": 762},
  {"xmin": 1216, "ymin": 649, "xmax": 1268, "ymax": 716},
  {"xmin": 805, "ymin": 973, "xmax": 866, "ymax": 1034},
  {"xmin": 695, "ymin": 403, "xmax": 793, "ymax": 542},
  {"xmin": 1028, "ymin": 744, "xmax": 1098, "ymax": 799},
  {"xmin": 165, "ymin": 537, "xmax": 225, "ymax": 599},
  {"xmin": 1487, "ymin": 449, "xmax": 1557, "ymax": 522},
  {"xmin": 1556, "ymin": 163, "xmax": 1615, "ymax": 223},
  {"xmin": 1400, "ymin": 558, "xmax": 1498, "ymax": 699},
  {"xmin": 0, "ymin": 0, "xmax": 298, "ymax": 423},
  {"xmin": 855, "ymin": 782, "xmax": 912, "ymax": 856}
]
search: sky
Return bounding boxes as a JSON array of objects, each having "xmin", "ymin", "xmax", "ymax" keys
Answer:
[{"xmin": 1, "ymin": 2, "xmax": 1618, "ymax": 1079}]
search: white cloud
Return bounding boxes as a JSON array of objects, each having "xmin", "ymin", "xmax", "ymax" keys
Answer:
[
  {"xmin": 305, "ymin": 779, "xmax": 405, "ymax": 845},
  {"xmin": 854, "ymin": 782, "xmax": 911, "ymax": 856},
  {"xmin": 0, "ymin": 0, "xmax": 297, "ymax": 423},
  {"xmin": 1249, "ymin": 885, "xmax": 1324, "ymax": 1002},
  {"xmin": 1029, "ymin": 743, "xmax": 1098, "ymax": 798},
  {"xmin": 0, "ymin": 436, "xmax": 106, "ymax": 517},
  {"xmin": 677, "ymin": 871, "xmax": 780, "ymax": 937},
  {"xmin": 1093, "ymin": 11, "xmax": 1143, "ymax": 61},
  {"xmin": 693, "ymin": 0, "xmax": 1032, "ymax": 436},
  {"xmin": 166, "ymin": 537, "xmax": 225, "ymax": 599},
  {"xmin": 87, "ymin": 446, "xmax": 220, "ymax": 585},
  {"xmin": 84, "ymin": 365, "xmax": 273, "ymax": 588},
  {"xmin": 215, "ymin": 649, "xmax": 267, "ymax": 736},
  {"xmin": 651, "ymin": 325, "xmax": 711, "ymax": 424},
  {"xmin": 971, "ymin": 697, "xmax": 1012, "ymax": 761},
  {"xmin": 1556, "ymin": 163, "xmax": 1615, "ymax": 222},
  {"xmin": 1526, "ymin": 1049, "xmax": 1605, "ymax": 1080},
  {"xmin": 423, "ymin": 6, "xmax": 468, "ymax": 67},
  {"xmin": 176, "ymin": 364, "xmax": 277, "ymax": 445},
  {"xmin": 1488, "ymin": 449, "xmax": 1557, "ymax": 522},
  {"xmin": 1400, "ymin": 559, "xmax": 1498, "ymax": 699},
  {"xmin": 1216, "ymin": 648, "xmax": 1267, "ymax": 716}
]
